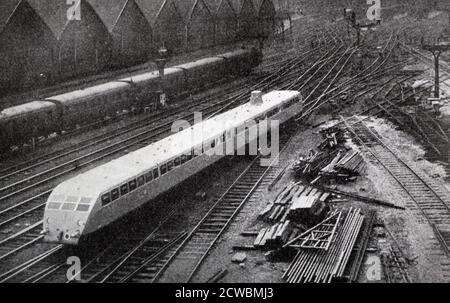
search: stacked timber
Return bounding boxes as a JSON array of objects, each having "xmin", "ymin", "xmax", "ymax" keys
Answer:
[
  {"xmin": 259, "ymin": 183, "xmax": 330, "ymax": 224},
  {"xmin": 319, "ymin": 150, "xmax": 364, "ymax": 181},
  {"xmin": 283, "ymin": 208, "xmax": 365, "ymax": 283},
  {"xmin": 253, "ymin": 221, "xmax": 302, "ymax": 249},
  {"xmin": 287, "ymin": 191, "xmax": 328, "ymax": 223}
]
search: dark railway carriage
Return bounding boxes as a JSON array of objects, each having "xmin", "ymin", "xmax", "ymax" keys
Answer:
[
  {"xmin": 120, "ymin": 67, "xmax": 186, "ymax": 104},
  {"xmin": 0, "ymin": 101, "xmax": 58, "ymax": 148},
  {"xmin": 177, "ymin": 56, "xmax": 225, "ymax": 90},
  {"xmin": 49, "ymin": 81, "xmax": 132, "ymax": 129},
  {"xmin": 219, "ymin": 48, "xmax": 261, "ymax": 75},
  {"xmin": 87, "ymin": 0, "xmax": 153, "ymax": 68},
  {"xmin": 0, "ymin": 48, "xmax": 260, "ymax": 150}
]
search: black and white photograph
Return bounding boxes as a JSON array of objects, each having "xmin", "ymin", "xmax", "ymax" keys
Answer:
[{"xmin": 0, "ymin": 0, "xmax": 449, "ymax": 288}]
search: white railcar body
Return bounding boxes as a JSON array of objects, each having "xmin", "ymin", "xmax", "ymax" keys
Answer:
[{"xmin": 43, "ymin": 90, "xmax": 302, "ymax": 245}]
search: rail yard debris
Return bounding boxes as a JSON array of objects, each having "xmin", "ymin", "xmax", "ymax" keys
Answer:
[
  {"xmin": 259, "ymin": 182, "xmax": 330, "ymax": 224},
  {"xmin": 283, "ymin": 208, "xmax": 365, "ymax": 283},
  {"xmin": 284, "ymin": 210, "xmax": 342, "ymax": 250}
]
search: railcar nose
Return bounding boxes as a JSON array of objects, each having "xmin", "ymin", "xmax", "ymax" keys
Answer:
[{"xmin": 43, "ymin": 209, "xmax": 88, "ymax": 245}]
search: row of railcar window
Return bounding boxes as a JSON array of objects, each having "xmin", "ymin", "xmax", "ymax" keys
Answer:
[
  {"xmin": 47, "ymin": 195, "xmax": 94, "ymax": 212},
  {"xmin": 100, "ymin": 150, "xmax": 200, "ymax": 207},
  {"xmin": 99, "ymin": 100, "xmax": 295, "ymax": 207}
]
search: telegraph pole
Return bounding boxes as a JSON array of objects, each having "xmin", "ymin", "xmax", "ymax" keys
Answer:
[
  {"xmin": 422, "ymin": 38, "xmax": 450, "ymax": 99},
  {"xmin": 154, "ymin": 45, "xmax": 171, "ymax": 109}
]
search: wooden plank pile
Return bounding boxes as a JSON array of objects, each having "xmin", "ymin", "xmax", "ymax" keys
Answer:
[
  {"xmin": 259, "ymin": 183, "xmax": 331, "ymax": 224},
  {"xmin": 283, "ymin": 208, "xmax": 365, "ymax": 283},
  {"xmin": 255, "ymin": 182, "xmax": 333, "ymax": 250},
  {"xmin": 253, "ymin": 221, "xmax": 304, "ymax": 249},
  {"xmin": 319, "ymin": 150, "xmax": 365, "ymax": 181}
]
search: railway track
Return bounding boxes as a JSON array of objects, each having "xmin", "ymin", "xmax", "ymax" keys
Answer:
[
  {"xmin": 0, "ymin": 244, "xmax": 65, "ymax": 283},
  {"xmin": 0, "ymin": 222, "xmax": 44, "ymax": 263},
  {"xmin": 0, "ymin": 41, "xmax": 340, "ymax": 224},
  {"xmin": 155, "ymin": 157, "xmax": 276, "ymax": 283},
  {"xmin": 0, "ymin": 43, "xmax": 330, "ymax": 196},
  {"xmin": 0, "ymin": 19, "xmax": 416, "ymax": 281},
  {"xmin": 0, "ymin": 24, "xmax": 397, "ymax": 270},
  {"xmin": 71, "ymin": 131, "xmax": 294, "ymax": 283},
  {"xmin": 344, "ymin": 116, "xmax": 450, "ymax": 258},
  {"xmin": 0, "ymin": 35, "xmax": 343, "ymax": 275}
]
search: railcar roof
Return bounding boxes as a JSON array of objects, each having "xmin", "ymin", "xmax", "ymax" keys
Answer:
[
  {"xmin": 120, "ymin": 67, "xmax": 181, "ymax": 84},
  {"xmin": 48, "ymin": 81, "xmax": 130, "ymax": 103},
  {"xmin": 218, "ymin": 48, "xmax": 250, "ymax": 58},
  {"xmin": 50, "ymin": 90, "xmax": 300, "ymax": 199},
  {"xmin": 0, "ymin": 101, "xmax": 55, "ymax": 119},
  {"xmin": 177, "ymin": 56, "xmax": 224, "ymax": 70}
]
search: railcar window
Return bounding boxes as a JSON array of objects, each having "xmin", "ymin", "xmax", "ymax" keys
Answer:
[
  {"xmin": 77, "ymin": 204, "xmax": 90, "ymax": 212},
  {"xmin": 137, "ymin": 176, "xmax": 145, "ymax": 186},
  {"xmin": 181, "ymin": 154, "xmax": 187, "ymax": 164},
  {"xmin": 102, "ymin": 193, "xmax": 111, "ymax": 206},
  {"xmin": 47, "ymin": 202, "xmax": 62, "ymax": 210},
  {"xmin": 52, "ymin": 194, "xmax": 65, "ymax": 201},
  {"xmin": 174, "ymin": 157, "xmax": 181, "ymax": 166},
  {"xmin": 66, "ymin": 196, "xmax": 79, "ymax": 203},
  {"xmin": 111, "ymin": 188, "xmax": 120, "ymax": 201},
  {"xmin": 153, "ymin": 168, "xmax": 159, "ymax": 179},
  {"xmin": 268, "ymin": 108, "xmax": 277, "ymax": 116},
  {"xmin": 120, "ymin": 184, "xmax": 129, "ymax": 195},
  {"xmin": 160, "ymin": 164, "xmax": 167, "ymax": 175},
  {"xmin": 80, "ymin": 197, "xmax": 93, "ymax": 204},
  {"xmin": 62, "ymin": 203, "xmax": 77, "ymax": 211},
  {"xmin": 168, "ymin": 161, "xmax": 174, "ymax": 171},
  {"xmin": 145, "ymin": 171, "xmax": 153, "ymax": 182},
  {"xmin": 129, "ymin": 180, "xmax": 137, "ymax": 191}
]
